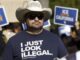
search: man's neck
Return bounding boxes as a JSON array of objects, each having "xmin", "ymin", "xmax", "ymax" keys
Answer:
[{"xmin": 26, "ymin": 29, "xmax": 43, "ymax": 35}]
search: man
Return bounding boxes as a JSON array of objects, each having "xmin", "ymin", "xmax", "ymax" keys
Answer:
[{"xmin": 2, "ymin": 0, "xmax": 67, "ymax": 60}]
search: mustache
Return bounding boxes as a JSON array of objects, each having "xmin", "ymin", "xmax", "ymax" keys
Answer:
[{"xmin": 33, "ymin": 21, "xmax": 41, "ymax": 24}]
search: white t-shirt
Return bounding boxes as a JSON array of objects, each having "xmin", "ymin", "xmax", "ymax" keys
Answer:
[{"xmin": 76, "ymin": 51, "xmax": 80, "ymax": 60}]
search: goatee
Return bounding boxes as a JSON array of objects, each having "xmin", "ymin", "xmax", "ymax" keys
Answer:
[{"xmin": 27, "ymin": 25, "xmax": 43, "ymax": 32}]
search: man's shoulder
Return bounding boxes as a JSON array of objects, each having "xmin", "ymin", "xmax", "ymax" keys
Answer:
[
  {"xmin": 13, "ymin": 31, "xmax": 26, "ymax": 37},
  {"xmin": 43, "ymin": 29, "xmax": 61, "ymax": 42},
  {"xmin": 8, "ymin": 31, "xmax": 26, "ymax": 42},
  {"xmin": 43, "ymin": 29, "xmax": 59, "ymax": 37}
]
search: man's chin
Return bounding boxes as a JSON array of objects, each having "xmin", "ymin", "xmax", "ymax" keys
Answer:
[
  {"xmin": 33, "ymin": 26, "xmax": 43, "ymax": 30},
  {"xmin": 30, "ymin": 26, "xmax": 43, "ymax": 31},
  {"xmin": 27, "ymin": 25, "xmax": 43, "ymax": 31}
]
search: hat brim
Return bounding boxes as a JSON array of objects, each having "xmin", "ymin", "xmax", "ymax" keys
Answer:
[{"xmin": 16, "ymin": 8, "xmax": 51, "ymax": 22}]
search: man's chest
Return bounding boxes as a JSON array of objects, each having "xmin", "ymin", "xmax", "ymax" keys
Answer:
[{"xmin": 13, "ymin": 39, "xmax": 58, "ymax": 60}]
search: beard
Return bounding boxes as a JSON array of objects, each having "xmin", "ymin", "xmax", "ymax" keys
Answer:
[{"xmin": 27, "ymin": 25, "xmax": 43, "ymax": 32}]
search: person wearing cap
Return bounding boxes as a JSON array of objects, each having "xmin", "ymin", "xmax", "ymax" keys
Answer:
[{"xmin": 2, "ymin": 0, "xmax": 67, "ymax": 60}]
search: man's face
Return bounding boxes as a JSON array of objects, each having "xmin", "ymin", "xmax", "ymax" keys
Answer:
[{"xmin": 25, "ymin": 12, "xmax": 44, "ymax": 29}]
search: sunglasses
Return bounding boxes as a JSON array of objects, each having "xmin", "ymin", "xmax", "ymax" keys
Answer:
[{"xmin": 24, "ymin": 12, "xmax": 44, "ymax": 20}]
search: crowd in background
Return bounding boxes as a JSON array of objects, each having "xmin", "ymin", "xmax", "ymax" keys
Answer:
[
  {"xmin": 0, "ymin": 22, "xmax": 22, "ymax": 59},
  {"xmin": 51, "ymin": 22, "xmax": 80, "ymax": 54}
]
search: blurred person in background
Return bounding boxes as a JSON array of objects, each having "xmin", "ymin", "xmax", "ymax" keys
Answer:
[
  {"xmin": 75, "ymin": 21, "xmax": 80, "ymax": 37},
  {"xmin": 68, "ymin": 26, "xmax": 80, "ymax": 54},
  {"xmin": 58, "ymin": 51, "xmax": 80, "ymax": 60},
  {"xmin": 2, "ymin": 0, "xmax": 67, "ymax": 60},
  {"xmin": 2, "ymin": 23, "xmax": 22, "ymax": 43},
  {"xmin": 12, "ymin": 23, "xmax": 22, "ymax": 33},
  {"xmin": 60, "ymin": 34, "xmax": 69, "ymax": 47},
  {"xmin": 2, "ymin": 23, "xmax": 16, "ymax": 43},
  {"xmin": 0, "ymin": 26, "xmax": 5, "ymax": 60}
]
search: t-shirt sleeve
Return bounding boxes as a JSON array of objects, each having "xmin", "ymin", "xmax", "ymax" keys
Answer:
[
  {"xmin": 57, "ymin": 37, "xmax": 68, "ymax": 58},
  {"xmin": 2, "ymin": 40, "xmax": 13, "ymax": 60}
]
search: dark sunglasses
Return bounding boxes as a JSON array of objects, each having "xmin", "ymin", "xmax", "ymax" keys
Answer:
[{"xmin": 24, "ymin": 12, "xmax": 44, "ymax": 20}]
